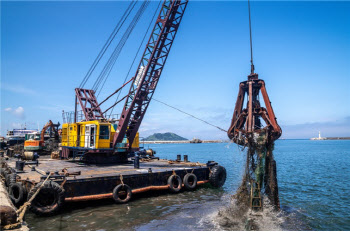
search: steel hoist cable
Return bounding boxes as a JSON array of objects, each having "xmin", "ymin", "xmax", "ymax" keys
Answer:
[
  {"xmin": 94, "ymin": 0, "xmax": 150, "ymax": 94},
  {"xmin": 108, "ymin": 1, "xmax": 162, "ymax": 119},
  {"xmin": 94, "ymin": 0, "xmax": 149, "ymax": 92},
  {"xmin": 248, "ymin": 0, "xmax": 255, "ymax": 74},
  {"xmin": 79, "ymin": 1, "xmax": 137, "ymax": 89},
  {"xmin": 153, "ymin": 98, "xmax": 228, "ymax": 133}
]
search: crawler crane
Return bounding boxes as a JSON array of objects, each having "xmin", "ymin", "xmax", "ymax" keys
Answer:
[{"xmin": 62, "ymin": 0, "xmax": 188, "ymax": 163}]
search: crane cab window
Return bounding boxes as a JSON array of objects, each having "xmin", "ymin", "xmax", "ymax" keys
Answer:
[
  {"xmin": 26, "ymin": 133, "xmax": 40, "ymax": 141},
  {"xmin": 99, "ymin": 125, "xmax": 110, "ymax": 140}
]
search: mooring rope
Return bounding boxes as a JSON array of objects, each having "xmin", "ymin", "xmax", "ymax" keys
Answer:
[
  {"xmin": 120, "ymin": 174, "xmax": 124, "ymax": 186},
  {"xmin": 2, "ymin": 174, "xmax": 51, "ymax": 230}
]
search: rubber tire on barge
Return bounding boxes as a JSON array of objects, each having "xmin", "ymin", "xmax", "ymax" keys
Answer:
[
  {"xmin": 28, "ymin": 181, "xmax": 65, "ymax": 216},
  {"xmin": 209, "ymin": 165, "xmax": 227, "ymax": 188},
  {"xmin": 4, "ymin": 172, "xmax": 16, "ymax": 188},
  {"xmin": 168, "ymin": 175, "xmax": 182, "ymax": 193},
  {"xmin": 112, "ymin": 184, "xmax": 132, "ymax": 204},
  {"xmin": 9, "ymin": 182, "xmax": 26, "ymax": 206},
  {"xmin": 183, "ymin": 173, "xmax": 197, "ymax": 190}
]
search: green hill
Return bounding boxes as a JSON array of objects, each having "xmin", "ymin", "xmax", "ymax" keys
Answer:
[{"xmin": 144, "ymin": 132, "xmax": 188, "ymax": 141}]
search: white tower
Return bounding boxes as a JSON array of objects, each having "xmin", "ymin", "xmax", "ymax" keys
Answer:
[{"xmin": 318, "ymin": 131, "xmax": 321, "ymax": 139}]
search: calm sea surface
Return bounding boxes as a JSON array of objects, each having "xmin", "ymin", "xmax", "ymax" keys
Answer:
[{"xmin": 26, "ymin": 140, "xmax": 350, "ymax": 230}]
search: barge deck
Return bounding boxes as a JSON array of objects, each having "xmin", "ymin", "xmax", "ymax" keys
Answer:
[
  {"xmin": 1, "ymin": 155, "xmax": 226, "ymax": 217},
  {"xmin": 6, "ymin": 158, "xmax": 213, "ymax": 199}
]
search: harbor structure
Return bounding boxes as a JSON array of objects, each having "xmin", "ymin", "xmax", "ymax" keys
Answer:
[{"xmin": 310, "ymin": 131, "xmax": 326, "ymax": 140}]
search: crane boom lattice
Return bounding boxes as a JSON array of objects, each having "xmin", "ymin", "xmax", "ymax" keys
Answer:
[{"xmin": 113, "ymin": 0, "xmax": 188, "ymax": 147}]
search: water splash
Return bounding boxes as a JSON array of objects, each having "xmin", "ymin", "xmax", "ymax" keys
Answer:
[{"xmin": 202, "ymin": 194, "xmax": 285, "ymax": 231}]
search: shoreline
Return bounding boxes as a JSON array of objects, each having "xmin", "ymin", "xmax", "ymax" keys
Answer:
[
  {"xmin": 141, "ymin": 140, "xmax": 226, "ymax": 144},
  {"xmin": 310, "ymin": 137, "xmax": 350, "ymax": 140}
]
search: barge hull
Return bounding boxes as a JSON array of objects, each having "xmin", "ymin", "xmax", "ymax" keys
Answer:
[{"xmin": 4, "ymin": 158, "xmax": 219, "ymax": 200}]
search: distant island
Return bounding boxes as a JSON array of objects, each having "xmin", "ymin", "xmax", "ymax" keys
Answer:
[
  {"xmin": 142, "ymin": 132, "xmax": 226, "ymax": 144},
  {"xmin": 143, "ymin": 132, "xmax": 188, "ymax": 141}
]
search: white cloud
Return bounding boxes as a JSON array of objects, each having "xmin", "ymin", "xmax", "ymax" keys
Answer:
[
  {"xmin": 13, "ymin": 107, "xmax": 25, "ymax": 118},
  {"xmin": 4, "ymin": 106, "xmax": 25, "ymax": 119},
  {"xmin": 1, "ymin": 83, "xmax": 37, "ymax": 96}
]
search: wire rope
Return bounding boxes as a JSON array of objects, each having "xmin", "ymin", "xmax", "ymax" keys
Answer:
[
  {"xmin": 79, "ymin": 1, "xmax": 137, "ymax": 88},
  {"xmin": 107, "ymin": 1, "xmax": 162, "ymax": 119},
  {"xmin": 248, "ymin": 0, "xmax": 255, "ymax": 74},
  {"xmin": 94, "ymin": 0, "xmax": 150, "ymax": 94},
  {"xmin": 153, "ymin": 98, "xmax": 228, "ymax": 133}
]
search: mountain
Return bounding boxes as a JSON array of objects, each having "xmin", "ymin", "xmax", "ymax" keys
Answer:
[{"xmin": 143, "ymin": 132, "xmax": 188, "ymax": 141}]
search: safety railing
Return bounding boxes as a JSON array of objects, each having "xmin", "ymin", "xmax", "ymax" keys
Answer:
[{"xmin": 62, "ymin": 110, "xmax": 120, "ymax": 124}]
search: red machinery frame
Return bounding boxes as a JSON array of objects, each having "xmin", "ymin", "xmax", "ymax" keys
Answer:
[
  {"xmin": 73, "ymin": 0, "xmax": 188, "ymax": 152},
  {"xmin": 227, "ymin": 73, "xmax": 282, "ymax": 146}
]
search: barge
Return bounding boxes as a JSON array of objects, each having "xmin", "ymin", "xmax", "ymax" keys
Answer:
[
  {"xmin": 0, "ymin": 0, "xmax": 229, "ymax": 224},
  {"xmin": 0, "ymin": 154, "xmax": 226, "ymax": 216}
]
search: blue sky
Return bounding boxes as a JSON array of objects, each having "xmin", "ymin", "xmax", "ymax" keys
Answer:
[{"xmin": 1, "ymin": 1, "xmax": 349, "ymax": 139}]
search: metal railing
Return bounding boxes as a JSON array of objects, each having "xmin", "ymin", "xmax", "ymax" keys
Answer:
[{"xmin": 62, "ymin": 110, "xmax": 120, "ymax": 124}]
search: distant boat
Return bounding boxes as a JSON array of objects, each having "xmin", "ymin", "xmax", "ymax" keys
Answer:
[
  {"xmin": 6, "ymin": 128, "xmax": 38, "ymax": 146},
  {"xmin": 310, "ymin": 131, "xmax": 325, "ymax": 140}
]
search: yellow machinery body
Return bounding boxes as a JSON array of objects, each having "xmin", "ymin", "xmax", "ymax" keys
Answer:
[{"xmin": 61, "ymin": 120, "xmax": 139, "ymax": 151}]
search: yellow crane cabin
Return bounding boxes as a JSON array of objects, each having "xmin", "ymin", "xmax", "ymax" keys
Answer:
[{"xmin": 61, "ymin": 121, "xmax": 139, "ymax": 150}]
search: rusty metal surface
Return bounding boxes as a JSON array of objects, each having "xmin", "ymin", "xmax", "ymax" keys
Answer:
[
  {"xmin": 227, "ymin": 76, "xmax": 282, "ymax": 145},
  {"xmin": 5, "ymin": 157, "xmax": 210, "ymax": 198},
  {"xmin": 113, "ymin": 0, "xmax": 188, "ymax": 147},
  {"xmin": 65, "ymin": 180, "xmax": 209, "ymax": 202},
  {"xmin": 227, "ymin": 71, "xmax": 282, "ymax": 209},
  {"xmin": 74, "ymin": 88, "xmax": 105, "ymax": 122}
]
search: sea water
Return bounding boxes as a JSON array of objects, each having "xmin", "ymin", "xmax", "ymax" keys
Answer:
[{"xmin": 26, "ymin": 140, "xmax": 350, "ymax": 230}]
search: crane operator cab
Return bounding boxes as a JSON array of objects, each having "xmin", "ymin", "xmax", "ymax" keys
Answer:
[{"xmin": 61, "ymin": 120, "xmax": 139, "ymax": 162}]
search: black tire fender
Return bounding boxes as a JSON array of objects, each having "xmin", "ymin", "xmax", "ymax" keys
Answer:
[
  {"xmin": 112, "ymin": 184, "xmax": 132, "ymax": 204},
  {"xmin": 9, "ymin": 182, "xmax": 26, "ymax": 206},
  {"xmin": 183, "ymin": 173, "xmax": 197, "ymax": 190},
  {"xmin": 0, "ymin": 168, "xmax": 5, "ymax": 177},
  {"xmin": 5, "ymin": 172, "xmax": 16, "ymax": 188},
  {"xmin": 28, "ymin": 181, "xmax": 65, "ymax": 216},
  {"xmin": 3, "ymin": 170, "xmax": 10, "ymax": 186},
  {"xmin": 168, "ymin": 174, "xmax": 182, "ymax": 193},
  {"xmin": 209, "ymin": 165, "xmax": 227, "ymax": 188}
]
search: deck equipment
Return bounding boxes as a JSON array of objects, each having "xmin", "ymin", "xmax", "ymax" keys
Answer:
[{"xmin": 23, "ymin": 120, "xmax": 60, "ymax": 158}]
